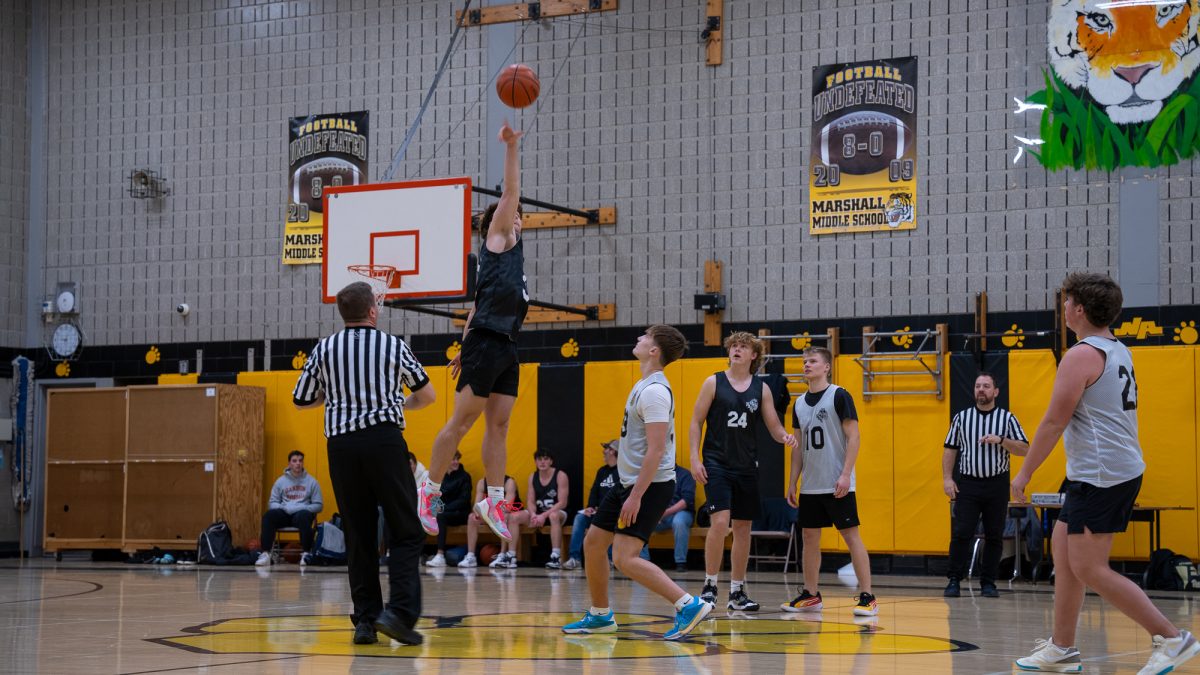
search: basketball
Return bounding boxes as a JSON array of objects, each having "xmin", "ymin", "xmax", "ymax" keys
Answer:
[
  {"xmin": 496, "ymin": 64, "xmax": 539, "ymax": 109},
  {"xmin": 480, "ymin": 544, "xmax": 500, "ymax": 565},
  {"xmin": 281, "ymin": 542, "xmax": 303, "ymax": 564}
]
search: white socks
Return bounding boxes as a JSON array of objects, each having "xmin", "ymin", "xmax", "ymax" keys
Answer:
[
  {"xmin": 674, "ymin": 593, "xmax": 694, "ymax": 611},
  {"xmin": 590, "ymin": 606, "xmax": 610, "ymax": 616},
  {"xmin": 425, "ymin": 478, "xmax": 442, "ymax": 493},
  {"xmin": 731, "ymin": 580, "xmax": 744, "ymax": 593},
  {"xmin": 487, "ymin": 485, "xmax": 505, "ymax": 502},
  {"xmin": 705, "ymin": 574, "xmax": 718, "ymax": 587}
]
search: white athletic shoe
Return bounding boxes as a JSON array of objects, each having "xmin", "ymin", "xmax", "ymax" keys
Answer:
[
  {"xmin": 254, "ymin": 552, "xmax": 272, "ymax": 567},
  {"xmin": 426, "ymin": 553, "xmax": 446, "ymax": 568},
  {"xmin": 1138, "ymin": 630, "xmax": 1200, "ymax": 675},
  {"xmin": 457, "ymin": 553, "xmax": 478, "ymax": 568},
  {"xmin": 1015, "ymin": 637, "xmax": 1082, "ymax": 672},
  {"xmin": 561, "ymin": 557, "xmax": 581, "ymax": 570}
]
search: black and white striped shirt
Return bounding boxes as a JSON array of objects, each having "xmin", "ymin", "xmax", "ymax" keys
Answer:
[
  {"xmin": 943, "ymin": 406, "xmax": 1028, "ymax": 478},
  {"xmin": 292, "ymin": 327, "xmax": 430, "ymax": 438}
]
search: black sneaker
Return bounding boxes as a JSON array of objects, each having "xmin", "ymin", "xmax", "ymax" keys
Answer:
[
  {"xmin": 374, "ymin": 609, "xmax": 424, "ymax": 646},
  {"xmin": 545, "ymin": 553, "xmax": 562, "ymax": 569},
  {"xmin": 944, "ymin": 578, "xmax": 961, "ymax": 597},
  {"xmin": 980, "ymin": 583, "xmax": 999, "ymax": 598},
  {"xmin": 675, "ymin": 563, "xmax": 688, "ymax": 572},
  {"xmin": 727, "ymin": 589, "xmax": 760, "ymax": 611},
  {"xmin": 699, "ymin": 582, "xmax": 718, "ymax": 604},
  {"xmin": 353, "ymin": 622, "xmax": 378, "ymax": 644}
]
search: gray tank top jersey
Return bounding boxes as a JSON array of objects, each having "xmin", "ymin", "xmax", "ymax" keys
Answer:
[
  {"xmin": 617, "ymin": 371, "xmax": 677, "ymax": 486},
  {"xmin": 1063, "ymin": 336, "xmax": 1145, "ymax": 487},
  {"xmin": 794, "ymin": 384, "xmax": 854, "ymax": 494}
]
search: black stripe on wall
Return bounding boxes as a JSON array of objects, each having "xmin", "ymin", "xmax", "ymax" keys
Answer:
[{"xmin": 537, "ymin": 363, "xmax": 585, "ymax": 516}]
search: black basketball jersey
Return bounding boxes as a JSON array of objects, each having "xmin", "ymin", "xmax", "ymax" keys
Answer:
[
  {"xmin": 470, "ymin": 237, "xmax": 528, "ymax": 341},
  {"xmin": 532, "ymin": 468, "xmax": 560, "ymax": 513},
  {"xmin": 701, "ymin": 371, "xmax": 763, "ymax": 471}
]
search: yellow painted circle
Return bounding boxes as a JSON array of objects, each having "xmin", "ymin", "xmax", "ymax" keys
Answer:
[{"xmin": 157, "ymin": 612, "xmax": 971, "ymax": 660}]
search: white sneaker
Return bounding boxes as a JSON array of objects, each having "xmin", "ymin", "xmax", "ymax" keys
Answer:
[
  {"xmin": 426, "ymin": 553, "xmax": 446, "ymax": 568},
  {"xmin": 488, "ymin": 552, "xmax": 509, "ymax": 568},
  {"xmin": 561, "ymin": 557, "xmax": 580, "ymax": 570},
  {"xmin": 1015, "ymin": 637, "xmax": 1082, "ymax": 672},
  {"xmin": 254, "ymin": 552, "xmax": 272, "ymax": 567},
  {"xmin": 457, "ymin": 553, "xmax": 478, "ymax": 568},
  {"xmin": 1138, "ymin": 630, "xmax": 1200, "ymax": 675}
]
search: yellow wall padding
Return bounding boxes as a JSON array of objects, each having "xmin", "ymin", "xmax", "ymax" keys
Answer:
[
  {"xmin": 582, "ymin": 361, "xmax": 642, "ymax": 501},
  {"xmin": 1132, "ymin": 347, "xmax": 1197, "ymax": 559},
  {"xmin": 157, "ymin": 374, "xmax": 199, "ymax": 385},
  {"xmin": 238, "ymin": 345, "xmax": 1198, "ymax": 559}
]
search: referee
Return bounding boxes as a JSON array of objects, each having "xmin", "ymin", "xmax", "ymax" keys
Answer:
[
  {"xmin": 941, "ymin": 371, "xmax": 1028, "ymax": 598},
  {"xmin": 293, "ymin": 281, "xmax": 436, "ymax": 646}
]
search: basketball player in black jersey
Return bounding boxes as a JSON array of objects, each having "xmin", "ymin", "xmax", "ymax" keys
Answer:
[
  {"xmin": 688, "ymin": 332, "xmax": 796, "ymax": 611},
  {"xmin": 419, "ymin": 122, "xmax": 529, "ymax": 543}
]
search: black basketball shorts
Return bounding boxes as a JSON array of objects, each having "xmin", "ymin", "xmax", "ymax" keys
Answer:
[
  {"xmin": 1057, "ymin": 475, "xmax": 1142, "ymax": 535},
  {"xmin": 797, "ymin": 492, "xmax": 861, "ymax": 531},
  {"xmin": 701, "ymin": 461, "xmax": 761, "ymax": 521},
  {"xmin": 456, "ymin": 328, "xmax": 520, "ymax": 397},
  {"xmin": 591, "ymin": 480, "xmax": 676, "ymax": 543}
]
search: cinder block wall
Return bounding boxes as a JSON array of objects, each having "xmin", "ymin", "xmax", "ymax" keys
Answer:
[
  {"xmin": 14, "ymin": 0, "xmax": 1200, "ymax": 347},
  {"xmin": 2, "ymin": 1, "xmax": 31, "ymax": 348}
]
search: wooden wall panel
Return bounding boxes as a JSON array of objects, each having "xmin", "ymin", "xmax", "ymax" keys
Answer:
[
  {"xmin": 127, "ymin": 386, "xmax": 218, "ymax": 459},
  {"xmin": 44, "ymin": 464, "xmax": 124, "ymax": 541},
  {"xmin": 124, "ymin": 463, "xmax": 215, "ymax": 542},
  {"xmin": 46, "ymin": 389, "xmax": 126, "ymax": 461},
  {"xmin": 217, "ymin": 385, "xmax": 266, "ymax": 549}
]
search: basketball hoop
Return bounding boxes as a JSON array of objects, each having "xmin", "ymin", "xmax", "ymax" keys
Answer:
[{"xmin": 348, "ymin": 264, "xmax": 398, "ymax": 306}]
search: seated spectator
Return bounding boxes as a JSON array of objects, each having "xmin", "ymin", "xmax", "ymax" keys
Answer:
[
  {"xmin": 256, "ymin": 450, "xmax": 324, "ymax": 567},
  {"xmin": 640, "ymin": 464, "xmax": 696, "ymax": 571},
  {"xmin": 564, "ymin": 439, "xmax": 620, "ymax": 570},
  {"xmin": 509, "ymin": 449, "xmax": 569, "ymax": 569},
  {"xmin": 458, "ymin": 475, "xmax": 521, "ymax": 569},
  {"xmin": 425, "ymin": 451, "xmax": 472, "ymax": 567}
]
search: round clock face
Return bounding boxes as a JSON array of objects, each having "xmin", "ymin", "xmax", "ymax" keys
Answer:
[
  {"xmin": 56, "ymin": 290, "xmax": 76, "ymax": 313},
  {"xmin": 51, "ymin": 323, "xmax": 81, "ymax": 358}
]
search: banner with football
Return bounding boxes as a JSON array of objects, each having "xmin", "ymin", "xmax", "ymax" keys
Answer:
[
  {"xmin": 809, "ymin": 57, "xmax": 917, "ymax": 235},
  {"xmin": 283, "ymin": 111, "xmax": 369, "ymax": 265}
]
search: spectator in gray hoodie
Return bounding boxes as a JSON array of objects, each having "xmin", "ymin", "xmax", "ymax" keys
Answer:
[{"xmin": 256, "ymin": 450, "xmax": 324, "ymax": 566}]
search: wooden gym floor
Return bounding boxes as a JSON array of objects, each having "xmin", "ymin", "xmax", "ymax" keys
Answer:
[{"xmin": 1, "ymin": 558, "xmax": 1197, "ymax": 674}]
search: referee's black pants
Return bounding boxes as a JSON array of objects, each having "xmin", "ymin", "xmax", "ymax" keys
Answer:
[
  {"xmin": 327, "ymin": 423, "xmax": 423, "ymax": 630},
  {"xmin": 948, "ymin": 473, "xmax": 1009, "ymax": 585}
]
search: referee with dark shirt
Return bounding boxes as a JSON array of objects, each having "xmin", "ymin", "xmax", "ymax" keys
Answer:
[
  {"xmin": 293, "ymin": 281, "xmax": 436, "ymax": 646},
  {"xmin": 942, "ymin": 371, "xmax": 1029, "ymax": 598}
]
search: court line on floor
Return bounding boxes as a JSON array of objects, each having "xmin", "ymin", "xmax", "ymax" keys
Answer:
[{"xmin": 0, "ymin": 577, "xmax": 103, "ymax": 605}]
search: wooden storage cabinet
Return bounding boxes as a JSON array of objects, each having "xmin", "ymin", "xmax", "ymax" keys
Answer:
[{"xmin": 43, "ymin": 385, "xmax": 264, "ymax": 554}]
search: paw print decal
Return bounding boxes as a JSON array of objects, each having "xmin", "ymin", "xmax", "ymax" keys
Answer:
[
  {"xmin": 560, "ymin": 338, "xmax": 580, "ymax": 358},
  {"xmin": 892, "ymin": 326, "xmax": 914, "ymax": 349},
  {"xmin": 145, "ymin": 346, "xmax": 161, "ymax": 364},
  {"xmin": 1175, "ymin": 321, "xmax": 1198, "ymax": 345},
  {"xmin": 55, "ymin": 362, "xmax": 70, "ymax": 377},
  {"xmin": 790, "ymin": 332, "xmax": 812, "ymax": 350},
  {"xmin": 445, "ymin": 341, "xmax": 462, "ymax": 361},
  {"xmin": 291, "ymin": 351, "xmax": 308, "ymax": 370},
  {"xmin": 1001, "ymin": 324, "xmax": 1025, "ymax": 348}
]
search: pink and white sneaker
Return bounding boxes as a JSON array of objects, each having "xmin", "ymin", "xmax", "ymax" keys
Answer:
[
  {"xmin": 417, "ymin": 481, "xmax": 443, "ymax": 536},
  {"xmin": 475, "ymin": 497, "xmax": 513, "ymax": 542}
]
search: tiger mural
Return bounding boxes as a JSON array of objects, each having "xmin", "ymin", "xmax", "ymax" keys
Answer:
[{"xmin": 1049, "ymin": 0, "xmax": 1200, "ymax": 124}]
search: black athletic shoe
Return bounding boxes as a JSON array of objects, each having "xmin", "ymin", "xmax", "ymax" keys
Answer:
[
  {"xmin": 699, "ymin": 582, "xmax": 718, "ymax": 604},
  {"xmin": 944, "ymin": 579, "xmax": 961, "ymax": 598},
  {"xmin": 353, "ymin": 622, "xmax": 378, "ymax": 645},
  {"xmin": 374, "ymin": 609, "xmax": 424, "ymax": 645},
  {"xmin": 727, "ymin": 589, "xmax": 761, "ymax": 611},
  {"xmin": 980, "ymin": 583, "xmax": 1000, "ymax": 598},
  {"xmin": 675, "ymin": 563, "xmax": 689, "ymax": 573}
]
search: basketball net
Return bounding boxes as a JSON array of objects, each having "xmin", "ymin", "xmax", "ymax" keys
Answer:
[{"xmin": 347, "ymin": 264, "xmax": 398, "ymax": 306}]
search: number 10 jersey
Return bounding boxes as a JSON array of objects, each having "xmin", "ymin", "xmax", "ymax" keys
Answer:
[{"xmin": 793, "ymin": 384, "xmax": 856, "ymax": 495}]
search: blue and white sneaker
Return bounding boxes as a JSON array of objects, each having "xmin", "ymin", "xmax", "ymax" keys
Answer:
[
  {"xmin": 562, "ymin": 609, "xmax": 617, "ymax": 634},
  {"xmin": 663, "ymin": 597, "xmax": 713, "ymax": 641}
]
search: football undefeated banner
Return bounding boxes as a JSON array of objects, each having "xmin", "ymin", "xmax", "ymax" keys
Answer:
[
  {"xmin": 283, "ymin": 111, "xmax": 369, "ymax": 265},
  {"xmin": 809, "ymin": 57, "xmax": 917, "ymax": 235}
]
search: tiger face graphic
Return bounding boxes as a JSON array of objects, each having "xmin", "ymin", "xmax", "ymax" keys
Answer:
[{"xmin": 1050, "ymin": 0, "xmax": 1200, "ymax": 124}]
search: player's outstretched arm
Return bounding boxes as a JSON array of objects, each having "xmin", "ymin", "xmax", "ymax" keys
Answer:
[{"xmin": 487, "ymin": 122, "xmax": 523, "ymax": 252}]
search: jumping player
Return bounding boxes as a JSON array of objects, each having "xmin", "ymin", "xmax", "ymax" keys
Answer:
[
  {"xmin": 561, "ymin": 325, "xmax": 714, "ymax": 640},
  {"xmin": 419, "ymin": 122, "xmax": 528, "ymax": 542},
  {"xmin": 1012, "ymin": 272, "xmax": 1198, "ymax": 674},
  {"xmin": 689, "ymin": 331, "xmax": 796, "ymax": 611}
]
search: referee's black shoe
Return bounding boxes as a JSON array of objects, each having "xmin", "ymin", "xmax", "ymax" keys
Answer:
[
  {"xmin": 980, "ymin": 582, "xmax": 1000, "ymax": 598},
  {"xmin": 943, "ymin": 579, "xmax": 961, "ymax": 598},
  {"xmin": 375, "ymin": 609, "xmax": 424, "ymax": 646},
  {"xmin": 353, "ymin": 622, "xmax": 378, "ymax": 644}
]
